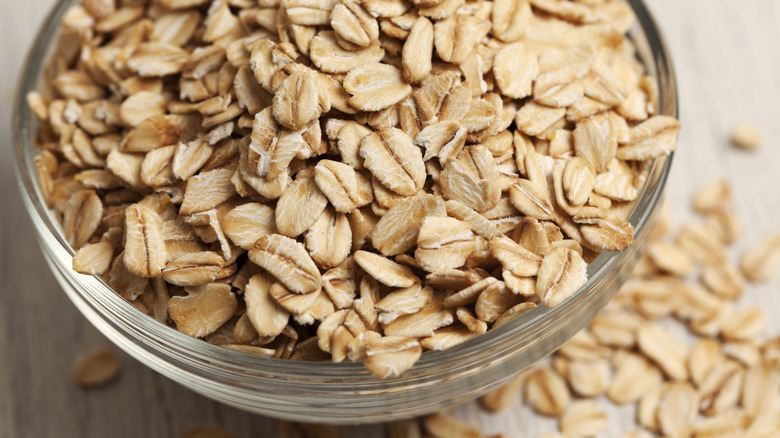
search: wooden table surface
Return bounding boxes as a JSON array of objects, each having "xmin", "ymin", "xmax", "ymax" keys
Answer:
[{"xmin": 2, "ymin": 1, "xmax": 779, "ymax": 437}]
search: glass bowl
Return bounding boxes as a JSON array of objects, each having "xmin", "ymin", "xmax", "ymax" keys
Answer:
[{"xmin": 13, "ymin": 0, "xmax": 677, "ymax": 424}]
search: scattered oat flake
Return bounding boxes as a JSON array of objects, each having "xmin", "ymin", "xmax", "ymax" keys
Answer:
[
  {"xmin": 730, "ymin": 122, "xmax": 763, "ymax": 150},
  {"xmin": 740, "ymin": 234, "xmax": 780, "ymax": 282},
  {"xmin": 72, "ymin": 347, "xmax": 121, "ymax": 388}
]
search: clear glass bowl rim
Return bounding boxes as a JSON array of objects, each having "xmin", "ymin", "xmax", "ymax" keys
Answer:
[{"xmin": 12, "ymin": 0, "xmax": 677, "ymax": 424}]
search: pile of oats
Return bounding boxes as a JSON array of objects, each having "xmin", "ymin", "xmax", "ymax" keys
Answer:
[
  {"xmin": 29, "ymin": 0, "xmax": 678, "ymax": 378},
  {"xmin": 448, "ymin": 181, "xmax": 779, "ymax": 438}
]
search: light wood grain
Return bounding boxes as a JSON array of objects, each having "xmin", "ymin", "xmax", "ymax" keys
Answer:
[{"xmin": 2, "ymin": 1, "xmax": 779, "ymax": 437}]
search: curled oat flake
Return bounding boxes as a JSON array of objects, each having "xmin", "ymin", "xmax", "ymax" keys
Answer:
[{"xmin": 34, "ymin": 0, "xmax": 677, "ymax": 379}]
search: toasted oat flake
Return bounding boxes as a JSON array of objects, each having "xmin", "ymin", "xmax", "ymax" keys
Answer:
[
  {"xmin": 402, "ymin": 17, "xmax": 434, "ymax": 83},
  {"xmin": 647, "ymin": 241, "xmax": 694, "ymax": 277},
  {"xmin": 415, "ymin": 216, "xmax": 475, "ymax": 272},
  {"xmin": 309, "ymin": 31, "xmax": 384, "ymax": 74},
  {"xmin": 275, "ymin": 170, "xmax": 328, "ymax": 237},
  {"xmin": 273, "ymin": 68, "xmax": 321, "ymax": 130},
  {"xmin": 577, "ymin": 213, "xmax": 635, "ymax": 252},
  {"xmin": 742, "ymin": 360, "xmax": 780, "ymax": 420}
]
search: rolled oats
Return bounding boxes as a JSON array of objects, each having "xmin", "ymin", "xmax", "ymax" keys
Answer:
[
  {"xmin": 559, "ymin": 400, "xmax": 607, "ymax": 437},
  {"xmin": 415, "ymin": 216, "xmax": 476, "ymax": 272},
  {"xmin": 740, "ymin": 234, "xmax": 780, "ymax": 282},
  {"xmin": 305, "ymin": 207, "xmax": 352, "ymax": 269},
  {"xmin": 730, "ymin": 122, "xmax": 763, "ymax": 151},
  {"xmin": 607, "ymin": 352, "xmax": 662, "ymax": 404},
  {"xmin": 124, "ymin": 204, "xmax": 167, "ymax": 278},
  {"xmin": 423, "ymin": 412, "xmax": 481, "ymax": 438},
  {"xmin": 565, "ymin": 357, "xmax": 611, "ymax": 398},
  {"xmin": 36, "ymin": 0, "xmax": 679, "ymax": 379},
  {"xmin": 637, "ymin": 323, "xmax": 689, "ymax": 381},
  {"xmin": 656, "ymin": 382, "xmax": 699, "ymax": 438},
  {"xmin": 698, "ymin": 360, "xmax": 744, "ymax": 416},
  {"xmin": 470, "ymin": 183, "xmax": 777, "ymax": 437},
  {"xmin": 371, "ymin": 192, "xmax": 439, "ymax": 256},
  {"xmin": 492, "ymin": 0, "xmax": 530, "ymax": 42},
  {"xmin": 248, "ymin": 234, "xmax": 322, "ymax": 294},
  {"xmin": 275, "ymin": 169, "xmax": 328, "ymax": 237},
  {"xmin": 221, "ymin": 203, "xmax": 276, "ymax": 250},
  {"xmin": 720, "ymin": 307, "xmax": 766, "ymax": 342},
  {"xmin": 168, "ymin": 283, "xmax": 238, "ymax": 338},
  {"xmin": 536, "ymin": 247, "xmax": 588, "ymax": 308},
  {"xmin": 72, "ymin": 347, "xmax": 121, "ymax": 388},
  {"xmin": 63, "ymin": 190, "xmax": 103, "ymax": 249},
  {"xmin": 355, "ymin": 250, "xmax": 419, "ymax": 288},
  {"xmin": 525, "ymin": 366, "xmax": 571, "ymax": 417},
  {"xmin": 740, "ymin": 359, "xmax": 780, "ymax": 421},
  {"xmin": 363, "ymin": 336, "xmax": 422, "ymax": 378},
  {"xmin": 360, "ymin": 127, "xmax": 425, "ymax": 196},
  {"xmin": 314, "ymin": 159, "xmax": 361, "ymax": 213},
  {"xmin": 402, "ymin": 17, "xmax": 434, "ymax": 84},
  {"xmin": 72, "ymin": 241, "xmax": 114, "ymax": 275},
  {"xmin": 330, "ymin": 0, "xmax": 379, "ymax": 47},
  {"xmin": 344, "ymin": 63, "xmax": 412, "ymax": 112},
  {"xmin": 494, "ymin": 43, "xmax": 538, "ymax": 99}
]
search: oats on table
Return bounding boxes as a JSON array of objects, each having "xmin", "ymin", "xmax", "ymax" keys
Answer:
[
  {"xmin": 730, "ymin": 122, "xmax": 763, "ymax": 150},
  {"xmin": 72, "ymin": 347, "xmax": 121, "ymax": 388}
]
